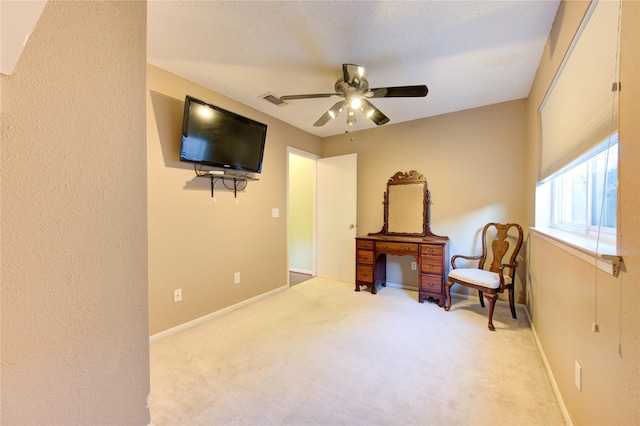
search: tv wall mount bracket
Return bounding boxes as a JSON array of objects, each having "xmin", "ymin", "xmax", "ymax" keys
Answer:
[{"xmin": 197, "ymin": 172, "xmax": 258, "ymax": 198}]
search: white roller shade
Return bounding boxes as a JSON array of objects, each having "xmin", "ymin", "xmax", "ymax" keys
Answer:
[{"xmin": 539, "ymin": 0, "xmax": 620, "ymax": 181}]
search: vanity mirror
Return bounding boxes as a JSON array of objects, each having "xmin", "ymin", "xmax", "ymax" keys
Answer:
[{"xmin": 370, "ymin": 170, "xmax": 433, "ymax": 237}]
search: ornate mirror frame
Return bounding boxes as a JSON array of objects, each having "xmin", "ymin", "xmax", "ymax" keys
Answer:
[{"xmin": 370, "ymin": 170, "xmax": 433, "ymax": 237}]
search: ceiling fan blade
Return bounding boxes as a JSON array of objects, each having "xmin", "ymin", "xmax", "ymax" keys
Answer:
[
  {"xmin": 343, "ymin": 64, "xmax": 364, "ymax": 88},
  {"xmin": 280, "ymin": 93, "xmax": 339, "ymax": 101},
  {"xmin": 360, "ymin": 99, "xmax": 390, "ymax": 126},
  {"xmin": 366, "ymin": 85, "xmax": 428, "ymax": 98},
  {"xmin": 313, "ymin": 101, "xmax": 346, "ymax": 127}
]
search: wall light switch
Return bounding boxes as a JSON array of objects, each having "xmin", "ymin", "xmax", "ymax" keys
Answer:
[{"xmin": 272, "ymin": 208, "xmax": 279, "ymax": 218}]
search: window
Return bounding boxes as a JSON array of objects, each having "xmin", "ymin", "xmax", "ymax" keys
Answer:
[
  {"xmin": 550, "ymin": 135, "xmax": 617, "ymax": 237},
  {"xmin": 535, "ymin": 0, "xmax": 620, "ymax": 259}
]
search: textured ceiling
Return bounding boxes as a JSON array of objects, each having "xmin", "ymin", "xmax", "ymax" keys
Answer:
[{"xmin": 147, "ymin": 1, "xmax": 560, "ymax": 138}]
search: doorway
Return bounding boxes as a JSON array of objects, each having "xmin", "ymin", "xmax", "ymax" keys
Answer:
[
  {"xmin": 287, "ymin": 148, "xmax": 319, "ymax": 284},
  {"xmin": 287, "ymin": 148, "xmax": 358, "ymax": 286}
]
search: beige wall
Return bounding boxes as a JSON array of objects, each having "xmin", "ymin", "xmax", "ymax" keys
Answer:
[
  {"xmin": 525, "ymin": 1, "xmax": 639, "ymax": 424},
  {"xmin": 322, "ymin": 100, "xmax": 527, "ymax": 297},
  {"xmin": 0, "ymin": 2, "xmax": 149, "ymax": 424},
  {"xmin": 147, "ymin": 65, "xmax": 322, "ymax": 335}
]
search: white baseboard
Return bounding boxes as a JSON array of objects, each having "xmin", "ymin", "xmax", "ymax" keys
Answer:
[
  {"xmin": 149, "ymin": 284, "xmax": 288, "ymax": 344},
  {"xmin": 289, "ymin": 268, "xmax": 312, "ymax": 275},
  {"xmin": 385, "ymin": 282, "xmax": 419, "ymax": 292},
  {"xmin": 524, "ymin": 307, "xmax": 573, "ymax": 426}
]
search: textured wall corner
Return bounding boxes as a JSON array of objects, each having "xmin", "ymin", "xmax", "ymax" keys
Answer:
[{"xmin": 1, "ymin": 2, "xmax": 149, "ymax": 424}]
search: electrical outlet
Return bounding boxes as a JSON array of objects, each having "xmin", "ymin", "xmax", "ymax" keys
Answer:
[
  {"xmin": 411, "ymin": 261, "xmax": 417, "ymax": 270},
  {"xmin": 575, "ymin": 361, "xmax": 582, "ymax": 391},
  {"xmin": 234, "ymin": 272, "xmax": 240, "ymax": 284},
  {"xmin": 173, "ymin": 288, "xmax": 182, "ymax": 303}
]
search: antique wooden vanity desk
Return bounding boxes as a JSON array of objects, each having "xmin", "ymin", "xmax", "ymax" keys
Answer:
[{"xmin": 355, "ymin": 171, "xmax": 449, "ymax": 306}]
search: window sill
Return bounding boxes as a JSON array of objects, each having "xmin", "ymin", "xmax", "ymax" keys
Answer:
[{"xmin": 530, "ymin": 227, "xmax": 620, "ymax": 276}]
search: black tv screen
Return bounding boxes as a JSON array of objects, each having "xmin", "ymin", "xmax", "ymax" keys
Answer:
[{"xmin": 180, "ymin": 95, "xmax": 267, "ymax": 173}]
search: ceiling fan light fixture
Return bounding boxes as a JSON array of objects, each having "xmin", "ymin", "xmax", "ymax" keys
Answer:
[
  {"xmin": 347, "ymin": 108, "xmax": 356, "ymax": 125},
  {"xmin": 278, "ymin": 63, "xmax": 427, "ymax": 129}
]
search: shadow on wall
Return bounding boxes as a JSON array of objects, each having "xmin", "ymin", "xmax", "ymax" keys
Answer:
[{"xmin": 149, "ymin": 90, "xmax": 186, "ymax": 169}]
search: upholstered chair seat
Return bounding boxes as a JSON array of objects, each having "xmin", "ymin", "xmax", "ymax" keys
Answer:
[{"xmin": 447, "ymin": 268, "xmax": 514, "ymax": 289}]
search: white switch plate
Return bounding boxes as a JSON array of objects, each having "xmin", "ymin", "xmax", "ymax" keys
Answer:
[
  {"xmin": 234, "ymin": 272, "xmax": 240, "ymax": 284},
  {"xmin": 173, "ymin": 288, "xmax": 182, "ymax": 303},
  {"xmin": 272, "ymin": 208, "xmax": 279, "ymax": 218}
]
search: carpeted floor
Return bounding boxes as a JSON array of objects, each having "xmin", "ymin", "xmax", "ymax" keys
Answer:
[{"xmin": 150, "ymin": 277, "xmax": 565, "ymax": 425}]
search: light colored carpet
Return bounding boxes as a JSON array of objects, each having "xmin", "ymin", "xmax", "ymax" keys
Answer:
[{"xmin": 150, "ymin": 278, "xmax": 565, "ymax": 425}]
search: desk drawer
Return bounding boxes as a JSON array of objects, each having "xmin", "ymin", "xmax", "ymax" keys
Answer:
[
  {"xmin": 420, "ymin": 274, "xmax": 442, "ymax": 292},
  {"xmin": 356, "ymin": 239, "xmax": 374, "ymax": 249},
  {"xmin": 421, "ymin": 256, "xmax": 443, "ymax": 274},
  {"xmin": 421, "ymin": 244, "xmax": 443, "ymax": 256},
  {"xmin": 376, "ymin": 242, "xmax": 418, "ymax": 253},
  {"xmin": 357, "ymin": 266, "xmax": 374, "ymax": 283},
  {"xmin": 357, "ymin": 250, "xmax": 374, "ymax": 265}
]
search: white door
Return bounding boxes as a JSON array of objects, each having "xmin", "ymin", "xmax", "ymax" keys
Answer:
[{"xmin": 316, "ymin": 153, "xmax": 358, "ymax": 283}]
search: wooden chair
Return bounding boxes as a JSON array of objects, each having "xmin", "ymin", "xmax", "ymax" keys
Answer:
[{"xmin": 444, "ymin": 223, "xmax": 524, "ymax": 331}]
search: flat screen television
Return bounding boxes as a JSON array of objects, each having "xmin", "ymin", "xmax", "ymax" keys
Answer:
[{"xmin": 180, "ymin": 95, "xmax": 267, "ymax": 173}]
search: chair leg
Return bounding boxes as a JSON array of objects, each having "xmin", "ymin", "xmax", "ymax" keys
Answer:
[
  {"xmin": 444, "ymin": 281, "xmax": 453, "ymax": 311},
  {"xmin": 478, "ymin": 290, "xmax": 485, "ymax": 307},
  {"xmin": 508, "ymin": 287, "xmax": 517, "ymax": 319},
  {"xmin": 485, "ymin": 293, "xmax": 498, "ymax": 331}
]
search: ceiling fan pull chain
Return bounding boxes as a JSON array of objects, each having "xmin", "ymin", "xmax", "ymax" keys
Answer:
[{"xmin": 345, "ymin": 123, "xmax": 355, "ymax": 142}]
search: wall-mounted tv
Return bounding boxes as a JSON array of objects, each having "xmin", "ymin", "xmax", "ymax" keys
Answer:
[{"xmin": 180, "ymin": 95, "xmax": 267, "ymax": 173}]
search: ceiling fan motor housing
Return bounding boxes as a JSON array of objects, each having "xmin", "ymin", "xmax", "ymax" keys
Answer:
[{"xmin": 335, "ymin": 77, "xmax": 369, "ymax": 95}]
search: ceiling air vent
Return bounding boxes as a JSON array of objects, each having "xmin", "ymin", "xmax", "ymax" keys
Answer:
[{"xmin": 261, "ymin": 93, "xmax": 288, "ymax": 107}]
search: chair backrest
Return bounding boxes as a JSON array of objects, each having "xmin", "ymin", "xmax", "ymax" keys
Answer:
[{"xmin": 477, "ymin": 223, "xmax": 524, "ymax": 281}]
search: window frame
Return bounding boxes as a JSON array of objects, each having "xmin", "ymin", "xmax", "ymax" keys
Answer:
[
  {"xmin": 549, "ymin": 135, "xmax": 618, "ymax": 240},
  {"xmin": 539, "ymin": 134, "xmax": 617, "ymax": 252}
]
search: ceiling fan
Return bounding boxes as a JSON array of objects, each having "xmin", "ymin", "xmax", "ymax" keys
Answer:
[{"xmin": 279, "ymin": 64, "xmax": 428, "ymax": 128}]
